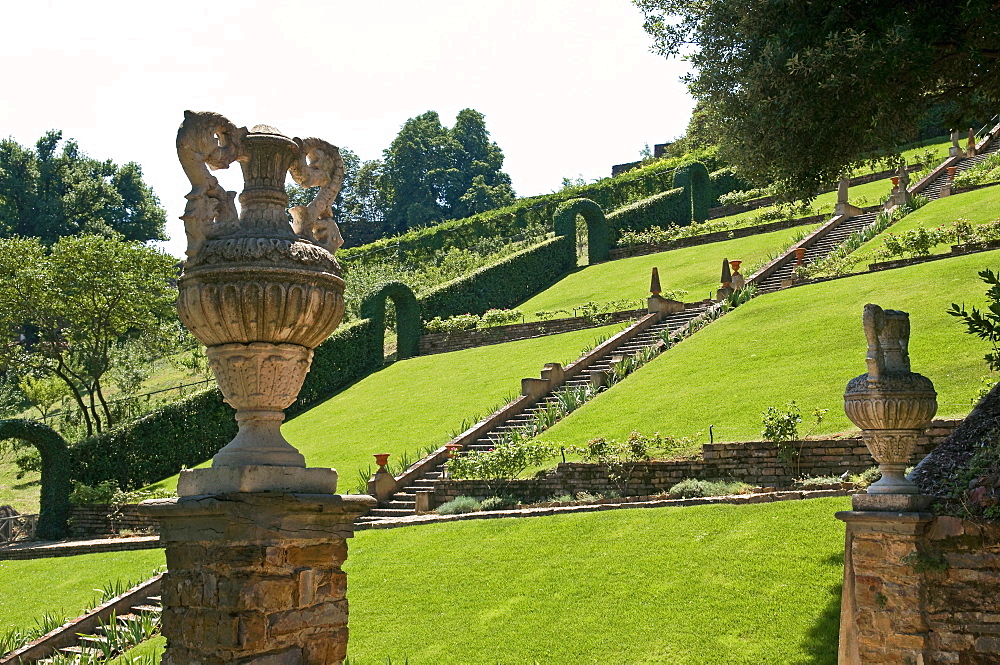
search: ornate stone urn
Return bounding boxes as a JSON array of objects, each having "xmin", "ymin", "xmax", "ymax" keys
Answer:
[
  {"xmin": 174, "ymin": 111, "xmax": 347, "ymax": 494},
  {"xmin": 843, "ymin": 304, "xmax": 937, "ymax": 494}
]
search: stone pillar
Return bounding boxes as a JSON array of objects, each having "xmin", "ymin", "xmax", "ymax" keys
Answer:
[
  {"xmin": 835, "ymin": 176, "xmax": 863, "ymax": 217},
  {"xmin": 141, "ymin": 493, "xmax": 375, "ymax": 665},
  {"xmin": 836, "ymin": 504, "xmax": 934, "ymax": 665},
  {"xmin": 949, "ymin": 129, "xmax": 962, "ymax": 157}
]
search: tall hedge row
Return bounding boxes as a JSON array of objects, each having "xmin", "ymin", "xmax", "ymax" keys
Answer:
[
  {"xmin": 418, "ymin": 235, "xmax": 574, "ymax": 319},
  {"xmin": 673, "ymin": 162, "xmax": 713, "ymax": 224},
  {"xmin": 605, "ymin": 188, "xmax": 690, "ymax": 238},
  {"xmin": 709, "ymin": 168, "xmax": 749, "ymax": 205},
  {"xmin": 70, "ymin": 318, "xmax": 385, "ymax": 490}
]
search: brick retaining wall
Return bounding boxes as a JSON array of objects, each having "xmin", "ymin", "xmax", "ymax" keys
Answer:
[
  {"xmin": 69, "ymin": 504, "xmax": 159, "ymax": 537},
  {"xmin": 433, "ymin": 419, "xmax": 959, "ymax": 504}
]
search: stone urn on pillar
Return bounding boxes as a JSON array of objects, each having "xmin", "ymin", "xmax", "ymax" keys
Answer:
[
  {"xmin": 174, "ymin": 111, "xmax": 349, "ymax": 495},
  {"xmin": 843, "ymin": 304, "xmax": 937, "ymax": 496},
  {"xmin": 140, "ymin": 112, "xmax": 375, "ymax": 665}
]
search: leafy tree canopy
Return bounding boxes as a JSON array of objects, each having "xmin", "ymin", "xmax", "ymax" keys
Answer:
[
  {"xmin": 635, "ymin": 0, "xmax": 1000, "ymax": 197},
  {"xmin": 0, "ymin": 130, "xmax": 166, "ymax": 243},
  {"xmin": 0, "ymin": 234, "xmax": 178, "ymax": 436},
  {"xmin": 381, "ymin": 109, "xmax": 515, "ymax": 232}
]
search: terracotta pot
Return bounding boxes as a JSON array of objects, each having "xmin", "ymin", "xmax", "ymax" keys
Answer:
[
  {"xmin": 729, "ymin": 260, "xmax": 742, "ymax": 274},
  {"xmin": 891, "ymin": 176, "xmax": 900, "ymax": 187},
  {"xmin": 794, "ymin": 247, "xmax": 806, "ymax": 265},
  {"xmin": 374, "ymin": 454, "xmax": 391, "ymax": 468},
  {"xmin": 947, "ymin": 166, "xmax": 958, "ymax": 179}
]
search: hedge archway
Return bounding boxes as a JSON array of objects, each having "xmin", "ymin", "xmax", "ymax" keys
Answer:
[
  {"xmin": 672, "ymin": 161, "xmax": 713, "ymax": 224},
  {"xmin": 553, "ymin": 198, "xmax": 610, "ymax": 265},
  {"xmin": 359, "ymin": 281, "xmax": 421, "ymax": 359},
  {"xmin": 0, "ymin": 419, "xmax": 70, "ymax": 540}
]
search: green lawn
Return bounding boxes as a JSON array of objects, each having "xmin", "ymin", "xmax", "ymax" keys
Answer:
[
  {"xmin": 537, "ymin": 251, "xmax": 998, "ymax": 447},
  {"xmin": 0, "ymin": 549, "xmax": 165, "ymax": 632},
  {"xmin": 518, "ymin": 225, "xmax": 819, "ymax": 321},
  {"xmin": 848, "ymin": 185, "xmax": 1000, "ymax": 267},
  {"xmin": 111, "ymin": 635, "xmax": 165, "ymax": 663},
  {"xmin": 0, "ymin": 446, "xmax": 40, "ymax": 515},
  {"xmin": 347, "ymin": 497, "xmax": 847, "ymax": 664},
  {"xmin": 20, "ymin": 498, "xmax": 847, "ymax": 664},
  {"xmin": 148, "ymin": 323, "xmax": 628, "ymax": 493}
]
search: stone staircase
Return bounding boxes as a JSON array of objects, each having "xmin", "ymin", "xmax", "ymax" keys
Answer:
[
  {"xmin": 1, "ymin": 577, "xmax": 161, "ymax": 665},
  {"xmin": 752, "ymin": 124, "xmax": 1000, "ymax": 294},
  {"xmin": 359, "ymin": 303, "xmax": 713, "ymax": 522}
]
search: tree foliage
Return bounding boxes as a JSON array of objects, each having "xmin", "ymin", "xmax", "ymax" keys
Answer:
[
  {"xmin": 0, "ymin": 235, "xmax": 179, "ymax": 437},
  {"xmin": 949, "ymin": 268, "xmax": 1000, "ymax": 372},
  {"xmin": 0, "ymin": 130, "xmax": 166, "ymax": 243},
  {"xmin": 381, "ymin": 109, "xmax": 515, "ymax": 232},
  {"xmin": 635, "ymin": 0, "xmax": 1000, "ymax": 197}
]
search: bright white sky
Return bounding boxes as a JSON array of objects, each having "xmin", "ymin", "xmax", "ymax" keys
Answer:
[{"xmin": 1, "ymin": 0, "xmax": 693, "ymax": 258}]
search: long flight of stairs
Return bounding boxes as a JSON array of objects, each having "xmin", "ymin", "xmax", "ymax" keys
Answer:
[
  {"xmin": 755, "ymin": 127, "xmax": 1000, "ymax": 294},
  {"xmin": 359, "ymin": 303, "xmax": 713, "ymax": 522}
]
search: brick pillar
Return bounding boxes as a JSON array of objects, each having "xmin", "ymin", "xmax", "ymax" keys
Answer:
[
  {"xmin": 140, "ymin": 492, "xmax": 374, "ymax": 665},
  {"xmin": 836, "ymin": 497, "xmax": 934, "ymax": 665}
]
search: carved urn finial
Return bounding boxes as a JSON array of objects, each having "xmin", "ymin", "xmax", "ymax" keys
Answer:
[
  {"xmin": 844, "ymin": 304, "xmax": 937, "ymax": 494},
  {"xmin": 174, "ymin": 111, "xmax": 349, "ymax": 494}
]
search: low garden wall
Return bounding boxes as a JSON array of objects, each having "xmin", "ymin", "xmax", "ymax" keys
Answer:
[
  {"xmin": 69, "ymin": 504, "xmax": 158, "ymax": 538},
  {"xmin": 608, "ymin": 214, "xmax": 826, "ymax": 261},
  {"xmin": 433, "ymin": 419, "xmax": 959, "ymax": 504}
]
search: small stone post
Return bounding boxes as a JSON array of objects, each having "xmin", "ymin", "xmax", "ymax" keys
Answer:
[
  {"xmin": 647, "ymin": 267, "xmax": 684, "ymax": 316},
  {"xmin": 949, "ymin": 129, "xmax": 962, "ymax": 157},
  {"xmin": 368, "ymin": 454, "xmax": 397, "ymax": 501},
  {"xmin": 140, "ymin": 112, "xmax": 374, "ymax": 665},
  {"xmin": 835, "ymin": 176, "xmax": 863, "ymax": 217},
  {"xmin": 836, "ymin": 303, "xmax": 939, "ymax": 664}
]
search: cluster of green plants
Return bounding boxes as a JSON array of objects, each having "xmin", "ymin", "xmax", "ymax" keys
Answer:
[
  {"xmin": 760, "ymin": 401, "xmax": 830, "ymax": 473},
  {"xmin": 954, "ymin": 152, "xmax": 1000, "ymax": 190},
  {"xmin": 666, "ymin": 478, "xmax": 754, "ymax": 499},
  {"xmin": 795, "ymin": 475, "xmax": 849, "ymax": 488},
  {"xmin": 445, "ymin": 439, "xmax": 557, "ymax": 495},
  {"xmin": 422, "ymin": 308, "xmax": 524, "ymax": 334},
  {"xmin": 534, "ymin": 298, "xmax": 655, "ymax": 323},
  {"xmin": 574, "ymin": 430, "xmax": 692, "ymax": 496},
  {"xmin": 435, "ymin": 494, "xmax": 527, "ymax": 515},
  {"xmin": 716, "ymin": 186, "xmax": 773, "ymax": 206},
  {"xmin": 39, "ymin": 609, "xmax": 161, "ymax": 664},
  {"xmin": 875, "ymin": 216, "xmax": 1000, "ymax": 262},
  {"xmin": 616, "ymin": 219, "xmax": 732, "ymax": 247}
]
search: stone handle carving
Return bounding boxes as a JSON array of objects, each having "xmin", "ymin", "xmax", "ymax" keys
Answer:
[
  {"xmin": 288, "ymin": 137, "xmax": 345, "ymax": 255},
  {"xmin": 176, "ymin": 111, "xmax": 247, "ymax": 259}
]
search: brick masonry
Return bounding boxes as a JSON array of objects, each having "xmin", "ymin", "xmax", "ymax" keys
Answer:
[
  {"xmin": 433, "ymin": 419, "xmax": 959, "ymax": 503},
  {"xmin": 70, "ymin": 503, "xmax": 160, "ymax": 538},
  {"xmin": 839, "ymin": 514, "xmax": 1000, "ymax": 664}
]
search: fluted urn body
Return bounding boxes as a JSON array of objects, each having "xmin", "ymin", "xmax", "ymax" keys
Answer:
[
  {"xmin": 843, "ymin": 305, "xmax": 937, "ymax": 494},
  {"xmin": 175, "ymin": 113, "xmax": 347, "ymax": 489}
]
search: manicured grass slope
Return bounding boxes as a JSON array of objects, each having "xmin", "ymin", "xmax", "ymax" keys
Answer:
[
  {"xmin": 539, "ymin": 251, "xmax": 1000, "ymax": 446},
  {"xmin": 0, "ymin": 549, "xmax": 165, "ymax": 631},
  {"xmin": 518, "ymin": 225, "xmax": 819, "ymax": 320},
  {"xmin": 346, "ymin": 497, "xmax": 848, "ymax": 664},
  {"xmin": 849, "ymin": 185, "xmax": 1000, "ymax": 265},
  {"xmin": 150, "ymin": 324, "xmax": 626, "ymax": 491},
  {"xmin": 0, "ymin": 447, "xmax": 40, "ymax": 514}
]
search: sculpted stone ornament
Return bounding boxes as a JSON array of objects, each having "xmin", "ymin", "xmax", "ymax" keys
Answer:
[
  {"xmin": 174, "ymin": 111, "xmax": 348, "ymax": 495},
  {"xmin": 843, "ymin": 304, "xmax": 937, "ymax": 494}
]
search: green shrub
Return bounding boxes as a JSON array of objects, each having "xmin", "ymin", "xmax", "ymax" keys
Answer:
[
  {"xmin": 481, "ymin": 495, "xmax": 520, "ymax": 511},
  {"xmin": 850, "ymin": 466, "xmax": 881, "ymax": 490},
  {"xmin": 446, "ymin": 437, "xmax": 556, "ymax": 494},
  {"xmin": 673, "ymin": 161, "xmax": 713, "ymax": 224},
  {"xmin": 606, "ymin": 188, "xmax": 689, "ymax": 238},
  {"xmin": 69, "ymin": 480, "xmax": 119, "ymax": 505},
  {"xmin": 796, "ymin": 475, "xmax": 846, "ymax": 487},
  {"xmin": 436, "ymin": 496, "xmax": 482, "ymax": 515},
  {"xmin": 667, "ymin": 478, "xmax": 753, "ymax": 499},
  {"xmin": 761, "ymin": 402, "xmax": 802, "ymax": 443}
]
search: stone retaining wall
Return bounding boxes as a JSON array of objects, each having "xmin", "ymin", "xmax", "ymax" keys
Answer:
[
  {"xmin": 69, "ymin": 504, "xmax": 159, "ymax": 537},
  {"xmin": 839, "ymin": 514, "xmax": 1000, "ymax": 664},
  {"xmin": 608, "ymin": 214, "xmax": 826, "ymax": 261},
  {"xmin": 433, "ymin": 419, "xmax": 959, "ymax": 503}
]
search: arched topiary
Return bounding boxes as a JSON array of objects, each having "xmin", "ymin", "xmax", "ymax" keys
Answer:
[
  {"xmin": 672, "ymin": 161, "xmax": 713, "ymax": 224},
  {"xmin": 360, "ymin": 281, "xmax": 421, "ymax": 359},
  {"xmin": 0, "ymin": 419, "xmax": 70, "ymax": 540},
  {"xmin": 553, "ymin": 198, "xmax": 611, "ymax": 265}
]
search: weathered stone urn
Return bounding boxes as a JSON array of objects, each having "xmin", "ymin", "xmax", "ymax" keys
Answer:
[
  {"xmin": 843, "ymin": 304, "xmax": 937, "ymax": 494},
  {"xmin": 174, "ymin": 111, "xmax": 348, "ymax": 494}
]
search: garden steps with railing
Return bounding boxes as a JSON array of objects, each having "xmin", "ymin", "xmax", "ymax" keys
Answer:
[
  {"xmin": 1, "ymin": 576, "xmax": 161, "ymax": 665},
  {"xmin": 359, "ymin": 303, "xmax": 713, "ymax": 521},
  {"xmin": 750, "ymin": 124, "xmax": 1000, "ymax": 294}
]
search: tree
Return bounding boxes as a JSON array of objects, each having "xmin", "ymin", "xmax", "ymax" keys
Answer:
[
  {"xmin": 0, "ymin": 235, "xmax": 178, "ymax": 436},
  {"xmin": 634, "ymin": 0, "xmax": 1000, "ymax": 197},
  {"xmin": 0, "ymin": 130, "xmax": 166, "ymax": 243},
  {"xmin": 380, "ymin": 109, "xmax": 515, "ymax": 232}
]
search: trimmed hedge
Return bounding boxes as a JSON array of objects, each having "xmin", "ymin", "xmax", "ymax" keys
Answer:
[
  {"xmin": 418, "ymin": 235, "xmax": 575, "ymax": 319},
  {"xmin": 0, "ymin": 419, "xmax": 70, "ymax": 539},
  {"xmin": 709, "ymin": 168, "xmax": 749, "ymax": 205},
  {"xmin": 359, "ymin": 281, "xmax": 421, "ymax": 360},
  {"xmin": 70, "ymin": 387, "xmax": 235, "ymax": 490},
  {"xmin": 553, "ymin": 198, "xmax": 611, "ymax": 264},
  {"xmin": 673, "ymin": 161, "xmax": 713, "ymax": 224},
  {"xmin": 70, "ymin": 318, "xmax": 385, "ymax": 490},
  {"xmin": 606, "ymin": 187, "xmax": 689, "ymax": 238}
]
